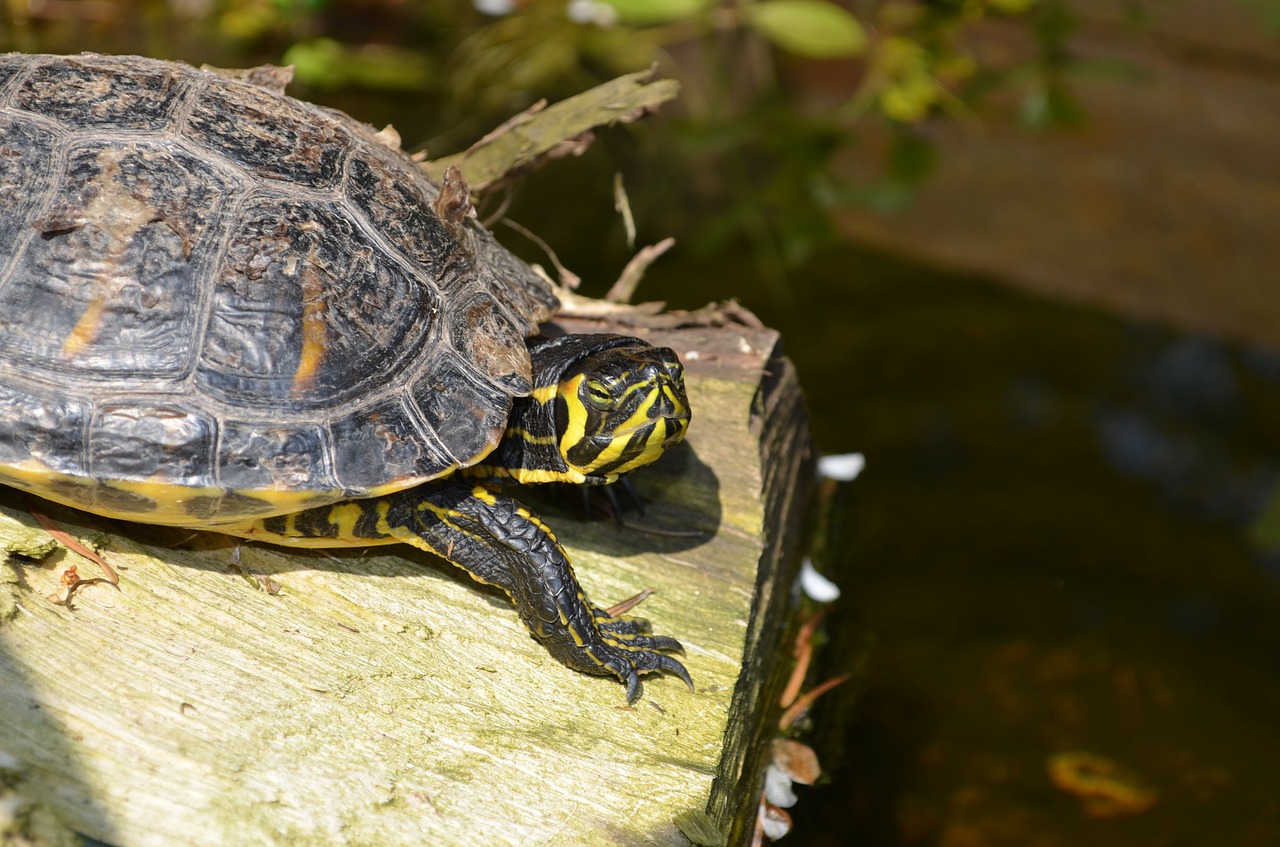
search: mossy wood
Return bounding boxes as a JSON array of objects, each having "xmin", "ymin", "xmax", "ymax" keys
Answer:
[
  {"xmin": 0, "ymin": 319, "xmax": 812, "ymax": 847},
  {"xmin": 424, "ymin": 68, "xmax": 680, "ymax": 193}
]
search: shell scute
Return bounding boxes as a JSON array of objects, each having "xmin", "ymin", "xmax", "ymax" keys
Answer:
[
  {"xmin": 90, "ymin": 483, "xmax": 161, "ymax": 517},
  {"xmin": 0, "ymin": 115, "xmax": 59, "ymax": 251},
  {"xmin": 217, "ymin": 419, "xmax": 336, "ymax": 493},
  {"xmin": 329, "ymin": 396, "xmax": 454, "ymax": 493},
  {"xmin": 451, "ymin": 292, "xmax": 534, "ymax": 395},
  {"xmin": 183, "ymin": 77, "xmax": 346, "ymax": 188},
  {"xmin": 11, "ymin": 55, "xmax": 185, "ymax": 131},
  {"xmin": 90, "ymin": 403, "xmax": 216, "ymax": 488},
  {"xmin": 410, "ymin": 359, "xmax": 510, "ymax": 468},
  {"xmin": 344, "ymin": 147, "xmax": 456, "ymax": 273},
  {"xmin": 474, "ymin": 240, "xmax": 559, "ymax": 334},
  {"xmin": 0, "ymin": 378, "xmax": 90, "ymax": 476},
  {"xmin": 0, "ymin": 59, "xmax": 23, "ymax": 95},
  {"xmin": 0, "ymin": 138, "xmax": 232, "ymax": 376},
  {"xmin": 196, "ymin": 196, "xmax": 439, "ymax": 409}
]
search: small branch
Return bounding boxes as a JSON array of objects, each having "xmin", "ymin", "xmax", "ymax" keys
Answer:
[
  {"xmin": 499, "ymin": 218, "xmax": 581, "ymax": 290},
  {"xmin": 606, "ymin": 238, "xmax": 675, "ymax": 304},
  {"xmin": 426, "ymin": 69, "xmax": 681, "ymax": 193}
]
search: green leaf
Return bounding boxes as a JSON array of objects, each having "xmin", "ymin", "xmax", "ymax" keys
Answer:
[
  {"xmin": 283, "ymin": 39, "xmax": 432, "ymax": 91},
  {"xmin": 602, "ymin": 0, "xmax": 717, "ymax": 25},
  {"xmin": 282, "ymin": 38, "xmax": 345, "ymax": 88},
  {"xmin": 744, "ymin": 0, "xmax": 868, "ymax": 59},
  {"xmin": 879, "ymin": 70, "xmax": 938, "ymax": 122}
]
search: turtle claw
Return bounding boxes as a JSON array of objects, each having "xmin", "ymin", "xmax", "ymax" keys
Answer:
[
  {"xmin": 599, "ymin": 635, "xmax": 692, "ymax": 703},
  {"xmin": 639, "ymin": 633, "xmax": 685, "ymax": 654},
  {"xmin": 623, "ymin": 667, "xmax": 642, "ymax": 704},
  {"xmin": 608, "ymin": 647, "xmax": 690, "ymax": 704},
  {"xmin": 574, "ymin": 609, "xmax": 692, "ymax": 702},
  {"xmin": 597, "ymin": 611, "xmax": 685, "ymax": 657},
  {"xmin": 651, "ymin": 652, "xmax": 694, "ymax": 693}
]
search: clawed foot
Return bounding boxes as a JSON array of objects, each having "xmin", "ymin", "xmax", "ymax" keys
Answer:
[{"xmin": 585, "ymin": 607, "xmax": 693, "ymax": 703}]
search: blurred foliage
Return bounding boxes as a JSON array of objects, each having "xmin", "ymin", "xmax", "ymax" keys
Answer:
[
  {"xmin": 0, "ymin": 0, "xmax": 1127, "ymax": 290},
  {"xmin": 1240, "ymin": 0, "xmax": 1280, "ymax": 29},
  {"xmin": 1251, "ymin": 482, "xmax": 1280, "ymax": 553}
]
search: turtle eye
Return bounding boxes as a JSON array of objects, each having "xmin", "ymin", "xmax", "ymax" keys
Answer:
[{"xmin": 583, "ymin": 379, "xmax": 613, "ymax": 409}]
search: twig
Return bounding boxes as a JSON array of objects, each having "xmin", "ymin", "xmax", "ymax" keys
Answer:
[
  {"xmin": 606, "ymin": 237, "xmax": 675, "ymax": 304},
  {"xmin": 31, "ymin": 510, "xmax": 118, "ymax": 584}
]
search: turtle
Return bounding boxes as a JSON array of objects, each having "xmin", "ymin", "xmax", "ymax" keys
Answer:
[{"xmin": 0, "ymin": 52, "xmax": 693, "ymax": 703}]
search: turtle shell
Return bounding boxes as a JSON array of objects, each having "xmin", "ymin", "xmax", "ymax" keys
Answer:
[{"xmin": 0, "ymin": 53, "xmax": 557, "ymax": 526}]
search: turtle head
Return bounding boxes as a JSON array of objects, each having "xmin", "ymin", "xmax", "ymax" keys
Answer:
[
  {"xmin": 467, "ymin": 334, "xmax": 691, "ymax": 486},
  {"xmin": 555, "ymin": 340, "xmax": 691, "ymax": 484}
]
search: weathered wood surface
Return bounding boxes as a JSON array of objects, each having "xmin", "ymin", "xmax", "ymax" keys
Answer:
[
  {"xmin": 0, "ymin": 319, "xmax": 813, "ymax": 847},
  {"xmin": 424, "ymin": 69, "xmax": 681, "ymax": 193}
]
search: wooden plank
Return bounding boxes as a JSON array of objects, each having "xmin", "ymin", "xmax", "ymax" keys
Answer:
[{"xmin": 0, "ymin": 319, "xmax": 813, "ymax": 846}]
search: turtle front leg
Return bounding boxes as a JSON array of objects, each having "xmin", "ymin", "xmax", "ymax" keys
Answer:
[
  {"xmin": 392, "ymin": 479, "xmax": 692, "ymax": 702},
  {"xmin": 244, "ymin": 479, "xmax": 692, "ymax": 702}
]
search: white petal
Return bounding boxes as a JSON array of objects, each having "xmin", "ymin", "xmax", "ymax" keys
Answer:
[
  {"xmin": 474, "ymin": 0, "xmax": 515, "ymax": 15},
  {"xmin": 800, "ymin": 557, "xmax": 841, "ymax": 603},
  {"xmin": 759, "ymin": 802, "xmax": 793, "ymax": 840},
  {"xmin": 566, "ymin": 0, "xmax": 618, "ymax": 25},
  {"xmin": 818, "ymin": 452, "xmax": 865, "ymax": 481},
  {"xmin": 764, "ymin": 764, "xmax": 798, "ymax": 808}
]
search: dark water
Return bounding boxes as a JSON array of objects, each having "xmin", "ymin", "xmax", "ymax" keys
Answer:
[{"xmin": 649, "ymin": 247, "xmax": 1280, "ymax": 846}]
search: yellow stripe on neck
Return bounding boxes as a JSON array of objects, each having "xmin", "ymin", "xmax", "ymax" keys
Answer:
[
  {"xmin": 557, "ymin": 372, "xmax": 590, "ymax": 465},
  {"xmin": 530, "ymin": 382, "xmax": 560, "ymax": 405}
]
